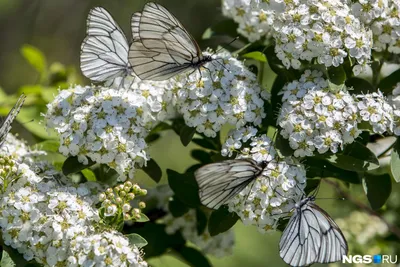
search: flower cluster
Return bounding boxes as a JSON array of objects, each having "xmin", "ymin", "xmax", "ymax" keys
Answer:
[
  {"xmin": 221, "ymin": 129, "xmax": 306, "ymax": 232},
  {"xmin": 336, "ymin": 211, "xmax": 388, "ymax": 246},
  {"xmin": 0, "ymin": 152, "xmax": 147, "ymax": 267},
  {"xmin": 99, "ymin": 181, "xmax": 147, "ymax": 224},
  {"xmin": 273, "ymin": 0, "xmax": 372, "ymax": 72},
  {"xmin": 163, "ymin": 209, "xmax": 235, "ymax": 257},
  {"xmin": 45, "ymin": 83, "xmax": 175, "ymax": 180},
  {"xmin": 172, "ymin": 51, "xmax": 267, "ymax": 138},
  {"xmin": 388, "ymin": 82, "xmax": 400, "ymax": 135},
  {"xmin": 142, "ymin": 185, "xmax": 235, "ymax": 257},
  {"xmin": 357, "ymin": 91, "xmax": 393, "ymax": 134},
  {"xmin": 221, "ymin": 0, "xmax": 284, "ymax": 42},
  {"xmin": 352, "ymin": 0, "xmax": 400, "ymax": 54},
  {"xmin": 277, "ymin": 70, "xmax": 361, "ymax": 157}
]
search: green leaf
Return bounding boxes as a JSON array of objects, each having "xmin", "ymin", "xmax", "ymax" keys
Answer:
[
  {"xmin": 167, "ymin": 169, "xmax": 201, "ymax": 208},
  {"xmin": 208, "ymin": 206, "xmax": 239, "ymax": 236},
  {"xmin": 151, "ymin": 122, "xmax": 172, "ymax": 133},
  {"xmin": 1, "ymin": 250, "xmax": 16, "ymax": 267},
  {"xmin": 175, "ymin": 246, "xmax": 212, "ymax": 267},
  {"xmin": 126, "ymin": 233, "xmax": 148, "ymax": 248},
  {"xmin": 327, "ymin": 65, "xmax": 346, "ymax": 86},
  {"xmin": 324, "ymin": 141, "xmax": 379, "ymax": 172},
  {"xmin": 145, "ymin": 133, "xmax": 160, "ymax": 143},
  {"xmin": 1, "ymin": 245, "xmax": 38, "ymax": 267},
  {"xmin": 81, "ymin": 169, "xmax": 96, "ymax": 181},
  {"xmin": 62, "ymin": 156, "xmax": 95, "ymax": 176},
  {"xmin": 185, "ymin": 164, "xmax": 203, "ymax": 173},
  {"xmin": 363, "ymin": 173, "xmax": 392, "ymax": 210},
  {"xmin": 242, "ymin": 51, "xmax": 267, "ymax": 62},
  {"xmin": 180, "ymin": 126, "xmax": 196, "ymax": 146},
  {"xmin": 378, "ymin": 68, "xmax": 400, "ymax": 94},
  {"xmin": 304, "ymin": 178, "xmax": 321, "ymax": 195},
  {"xmin": 169, "ymin": 196, "xmax": 189, "ymax": 217},
  {"xmin": 304, "ymin": 157, "xmax": 360, "ymax": 184},
  {"xmin": 196, "ymin": 208, "xmax": 208, "ymax": 235},
  {"xmin": 33, "ymin": 140, "xmax": 60, "ymax": 152},
  {"xmin": 192, "ymin": 138, "xmax": 217, "ymax": 150},
  {"xmin": 20, "ymin": 44, "xmax": 47, "ymax": 74},
  {"xmin": 265, "ymin": 75, "xmax": 286, "ymax": 127},
  {"xmin": 142, "ymin": 158, "xmax": 162, "ymax": 183},
  {"xmin": 390, "ymin": 137, "xmax": 400, "ymax": 183},
  {"xmin": 191, "ymin": 149, "xmax": 212, "ymax": 164},
  {"xmin": 346, "ymin": 77, "xmax": 374, "ymax": 95},
  {"xmin": 275, "ymin": 134, "xmax": 293, "ymax": 157},
  {"xmin": 136, "ymin": 213, "xmax": 150, "ymax": 223},
  {"xmin": 264, "ymin": 46, "xmax": 299, "ymax": 80},
  {"xmin": 128, "ymin": 222, "xmax": 185, "ymax": 257}
]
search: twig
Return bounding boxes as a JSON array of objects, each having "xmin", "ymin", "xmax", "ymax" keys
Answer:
[{"xmin": 323, "ymin": 179, "xmax": 400, "ymax": 240}]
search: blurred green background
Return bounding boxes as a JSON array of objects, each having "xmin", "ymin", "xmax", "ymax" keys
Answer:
[{"xmin": 0, "ymin": 0, "xmax": 398, "ymax": 266}]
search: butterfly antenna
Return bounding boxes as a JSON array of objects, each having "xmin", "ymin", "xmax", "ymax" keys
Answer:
[{"xmin": 212, "ymin": 36, "xmax": 240, "ymax": 56}]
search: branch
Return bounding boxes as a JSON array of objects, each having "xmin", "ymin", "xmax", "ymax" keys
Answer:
[{"xmin": 323, "ymin": 179, "xmax": 400, "ymax": 240}]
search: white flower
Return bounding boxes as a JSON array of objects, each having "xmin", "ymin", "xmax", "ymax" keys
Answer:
[
  {"xmin": 273, "ymin": 0, "xmax": 372, "ymax": 69},
  {"xmin": 45, "ymin": 83, "xmax": 176, "ymax": 180},
  {"xmin": 277, "ymin": 70, "xmax": 360, "ymax": 157},
  {"xmin": 357, "ymin": 91, "xmax": 394, "ymax": 134},
  {"xmin": 173, "ymin": 51, "xmax": 266, "ymax": 137}
]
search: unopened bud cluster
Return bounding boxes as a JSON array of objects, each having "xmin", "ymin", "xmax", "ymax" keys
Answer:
[{"xmin": 99, "ymin": 181, "xmax": 147, "ymax": 223}]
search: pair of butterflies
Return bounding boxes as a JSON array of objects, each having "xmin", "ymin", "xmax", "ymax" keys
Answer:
[
  {"xmin": 0, "ymin": 95, "xmax": 26, "ymax": 149},
  {"xmin": 80, "ymin": 2, "xmax": 213, "ymax": 84},
  {"xmin": 195, "ymin": 159, "xmax": 348, "ymax": 266}
]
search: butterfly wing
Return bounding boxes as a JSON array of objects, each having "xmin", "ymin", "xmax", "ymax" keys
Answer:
[
  {"xmin": 80, "ymin": 7, "xmax": 130, "ymax": 83},
  {"xmin": 0, "ymin": 94, "xmax": 26, "ymax": 148},
  {"xmin": 129, "ymin": 12, "xmax": 192, "ymax": 81},
  {"xmin": 129, "ymin": 2, "xmax": 203, "ymax": 80},
  {"xmin": 195, "ymin": 159, "xmax": 263, "ymax": 210},
  {"xmin": 279, "ymin": 199, "xmax": 348, "ymax": 266}
]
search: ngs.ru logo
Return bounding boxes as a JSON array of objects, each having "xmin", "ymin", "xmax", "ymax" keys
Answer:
[{"xmin": 343, "ymin": 255, "xmax": 398, "ymax": 264}]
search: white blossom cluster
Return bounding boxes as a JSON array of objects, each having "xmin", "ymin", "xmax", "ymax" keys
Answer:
[
  {"xmin": 163, "ymin": 209, "xmax": 235, "ymax": 257},
  {"xmin": 273, "ymin": 0, "xmax": 372, "ymax": 73},
  {"xmin": 172, "ymin": 51, "xmax": 267, "ymax": 138},
  {"xmin": 277, "ymin": 70, "xmax": 361, "ymax": 157},
  {"xmin": 357, "ymin": 91, "xmax": 394, "ymax": 134},
  {"xmin": 221, "ymin": 130, "xmax": 306, "ymax": 232},
  {"xmin": 45, "ymin": 83, "xmax": 175, "ymax": 180},
  {"xmin": 352, "ymin": 0, "xmax": 400, "ymax": 54},
  {"xmin": 388, "ymin": 82, "xmax": 400, "ymax": 135},
  {"xmin": 221, "ymin": 0, "xmax": 285, "ymax": 42},
  {"xmin": 142, "ymin": 185, "xmax": 235, "ymax": 257},
  {"xmin": 336, "ymin": 211, "xmax": 388, "ymax": 246},
  {"xmin": 0, "ymin": 155, "xmax": 147, "ymax": 266},
  {"xmin": 0, "ymin": 134, "xmax": 47, "ymax": 167}
]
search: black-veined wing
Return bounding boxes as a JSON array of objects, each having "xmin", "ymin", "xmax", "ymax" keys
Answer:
[
  {"xmin": 194, "ymin": 159, "xmax": 264, "ymax": 210},
  {"xmin": 129, "ymin": 2, "xmax": 212, "ymax": 81},
  {"xmin": 80, "ymin": 7, "xmax": 131, "ymax": 84},
  {"xmin": 0, "ymin": 94, "xmax": 26, "ymax": 148},
  {"xmin": 279, "ymin": 196, "xmax": 348, "ymax": 266},
  {"xmin": 129, "ymin": 12, "xmax": 193, "ymax": 81}
]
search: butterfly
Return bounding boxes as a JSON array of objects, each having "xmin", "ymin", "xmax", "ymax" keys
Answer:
[
  {"xmin": 279, "ymin": 195, "xmax": 348, "ymax": 266},
  {"xmin": 128, "ymin": 2, "xmax": 213, "ymax": 81},
  {"xmin": 0, "ymin": 94, "xmax": 26, "ymax": 148},
  {"xmin": 80, "ymin": 7, "xmax": 132, "ymax": 85},
  {"xmin": 194, "ymin": 159, "xmax": 267, "ymax": 209}
]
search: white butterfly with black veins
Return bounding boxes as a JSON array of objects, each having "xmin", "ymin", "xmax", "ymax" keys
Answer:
[
  {"xmin": 128, "ymin": 2, "xmax": 213, "ymax": 81},
  {"xmin": 279, "ymin": 195, "xmax": 348, "ymax": 266},
  {"xmin": 0, "ymin": 94, "xmax": 26, "ymax": 148},
  {"xmin": 194, "ymin": 159, "xmax": 266, "ymax": 209},
  {"xmin": 80, "ymin": 7, "xmax": 132, "ymax": 85}
]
